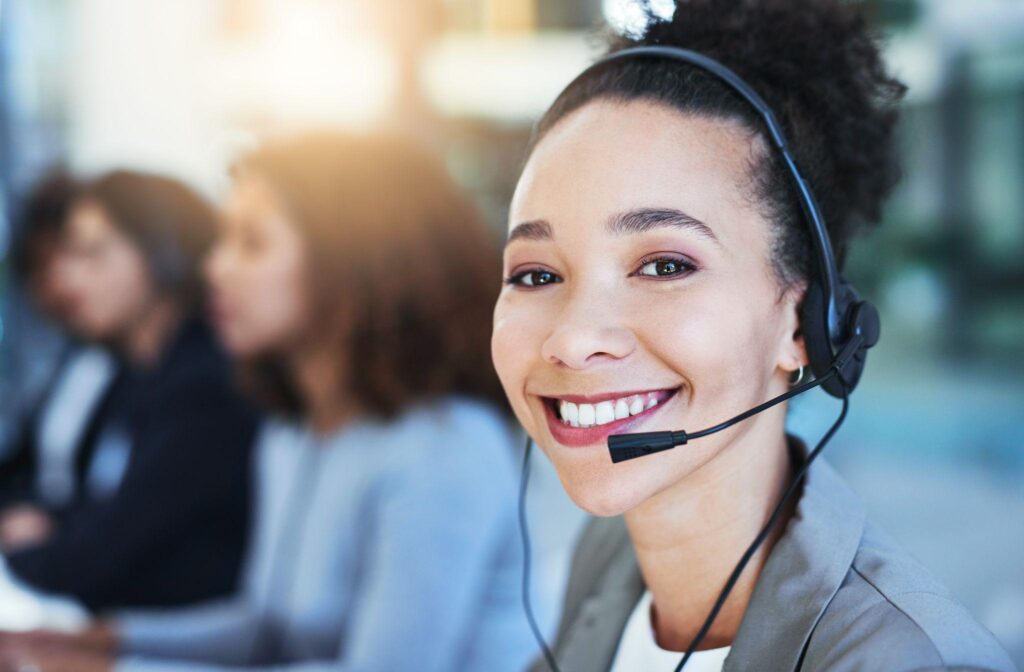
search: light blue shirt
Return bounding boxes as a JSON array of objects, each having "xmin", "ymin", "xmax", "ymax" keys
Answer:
[{"xmin": 116, "ymin": 396, "xmax": 539, "ymax": 672}]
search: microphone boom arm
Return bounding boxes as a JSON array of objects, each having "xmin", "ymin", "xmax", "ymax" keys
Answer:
[{"xmin": 608, "ymin": 334, "xmax": 864, "ymax": 463}]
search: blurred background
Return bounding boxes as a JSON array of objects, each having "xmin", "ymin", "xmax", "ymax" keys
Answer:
[{"xmin": 0, "ymin": 0, "xmax": 1020, "ymax": 665}]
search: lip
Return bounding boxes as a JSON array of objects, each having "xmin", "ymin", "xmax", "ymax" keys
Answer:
[{"xmin": 540, "ymin": 388, "xmax": 679, "ymax": 449}]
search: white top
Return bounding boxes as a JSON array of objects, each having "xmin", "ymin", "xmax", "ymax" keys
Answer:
[
  {"xmin": 610, "ymin": 591, "xmax": 730, "ymax": 672},
  {"xmin": 35, "ymin": 347, "xmax": 116, "ymax": 507}
]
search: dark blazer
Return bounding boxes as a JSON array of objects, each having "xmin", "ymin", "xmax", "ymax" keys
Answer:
[
  {"xmin": 532, "ymin": 441, "xmax": 1015, "ymax": 672},
  {"xmin": 6, "ymin": 318, "xmax": 258, "ymax": 613},
  {"xmin": 0, "ymin": 343, "xmax": 77, "ymax": 508},
  {"xmin": 0, "ymin": 422, "xmax": 36, "ymax": 507}
]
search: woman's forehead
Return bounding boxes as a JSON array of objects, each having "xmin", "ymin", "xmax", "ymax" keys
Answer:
[
  {"xmin": 511, "ymin": 99, "xmax": 763, "ymax": 239},
  {"xmin": 69, "ymin": 199, "xmax": 114, "ymax": 236}
]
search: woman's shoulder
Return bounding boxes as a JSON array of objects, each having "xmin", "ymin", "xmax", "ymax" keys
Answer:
[
  {"xmin": 382, "ymin": 396, "xmax": 518, "ymax": 461},
  {"xmin": 753, "ymin": 456, "xmax": 1014, "ymax": 671},
  {"xmin": 284, "ymin": 397, "xmax": 520, "ymax": 498},
  {"xmin": 258, "ymin": 398, "xmax": 515, "ymax": 461},
  {"xmin": 805, "ymin": 520, "xmax": 1016, "ymax": 672},
  {"xmin": 404, "ymin": 395, "xmax": 513, "ymax": 433}
]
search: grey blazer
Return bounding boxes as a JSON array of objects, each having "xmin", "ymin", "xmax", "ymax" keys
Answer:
[{"xmin": 531, "ymin": 453, "xmax": 1016, "ymax": 672}]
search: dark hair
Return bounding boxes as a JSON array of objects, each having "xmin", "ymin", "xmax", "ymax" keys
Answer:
[
  {"xmin": 236, "ymin": 132, "xmax": 508, "ymax": 420},
  {"xmin": 10, "ymin": 167, "xmax": 78, "ymax": 282},
  {"xmin": 81, "ymin": 170, "xmax": 217, "ymax": 308},
  {"xmin": 534, "ymin": 0, "xmax": 906, "ymax": 287}
]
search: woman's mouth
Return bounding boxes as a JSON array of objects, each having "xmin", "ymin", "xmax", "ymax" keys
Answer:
[{"xmin": 540, "ymin": 388, "xmax": 679, "ymax": 448}]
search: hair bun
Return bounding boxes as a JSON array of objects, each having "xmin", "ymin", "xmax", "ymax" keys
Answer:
[{"xmin": 617, "ymin": 0, "xmax": 907, "ymax": 252}]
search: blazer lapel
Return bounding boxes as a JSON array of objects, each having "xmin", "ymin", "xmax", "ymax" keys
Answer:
[
  {"xmin": 724, "ymin": 457, "xmax": 866, "ymax": 671},
  {"xmin": 555, "ymin": 521, "xmax": 645, "ymax": 672}
]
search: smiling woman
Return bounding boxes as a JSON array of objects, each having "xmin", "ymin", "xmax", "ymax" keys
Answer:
[
  {"xmin": 491, "ymin": 0, "xmax": 1016, "ymax": 671},
  {"xmin": 498, "ymin": 105, "xmax": 797, "ymax": 515}
]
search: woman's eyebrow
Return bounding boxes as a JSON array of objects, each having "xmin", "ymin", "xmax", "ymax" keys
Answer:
[
  {"xmin": 608, "ymin": 208, "xmax": 720, "ymax": 245},
  {"xmin": 506, "ymin": 219, "xmax": 552, "ymax": 245},
  {"xmin": 506, "ymin": 209, "xmax": 718, "ymax": 246}
]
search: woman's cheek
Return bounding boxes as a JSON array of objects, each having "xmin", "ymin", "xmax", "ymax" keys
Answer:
[
  {"xmin": 634, "ymin": 290, "xmax": 743, "ymax": 419},
  {"xmin": 491, "ymin": 302, "xmax": 539, "ymax": 426}
]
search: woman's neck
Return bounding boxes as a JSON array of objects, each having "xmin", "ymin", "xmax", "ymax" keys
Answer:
[
  {"xmin": 120, "ymin": 300, "xmax": 182, "ymax": 368},
  {"xmin": 623, "ymin": 413, "xmax": 795, "ymax": 652},
  {"xmin": 289, "ymin": 340, "xmax": 356, "ymax": 436}
]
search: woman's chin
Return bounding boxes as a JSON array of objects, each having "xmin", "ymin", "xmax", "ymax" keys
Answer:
[
  {"xmin": 216, "ymin": 329, "xmax": 269, "ymax": 358},
  {"xmin": 555, "ymin": 465, "xmax": 652, "ymax": 517}
]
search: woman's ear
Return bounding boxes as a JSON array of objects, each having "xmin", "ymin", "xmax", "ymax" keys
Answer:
[{"xmin": 777, "ymin": 283, "xmax": 810, "ymax": 374}]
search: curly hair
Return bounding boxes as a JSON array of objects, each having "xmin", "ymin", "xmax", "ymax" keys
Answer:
[{"xmin": 534, "ymin": 0, "xmax": 907, "ymax": 286}]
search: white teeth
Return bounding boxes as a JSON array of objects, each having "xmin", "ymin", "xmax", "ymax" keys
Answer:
[
  {"xmin": 577, "ymin": 403, "xmax": 596, "ymax": 427},
  {"xmin": 564, "ymin": 402, "xmax": 579, "ymax": 426},
  {"xmin": 556, "ymin": 392, "xmax": 669, "ymax": 426},
  {"xmin": 595, "ymin": 401, "xmax": 615, "ymax": 425},
  {"xmin": 629, "ymin": 397, "xmax": 645, "ymax": 415}
]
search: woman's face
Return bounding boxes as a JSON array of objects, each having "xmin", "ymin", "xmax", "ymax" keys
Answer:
[
  {"xmin": 492, "ymin": 100, "xmax": 807, "ymax": 516},
  {"xmin": 206, "ymin": 175, "xmax": 312, "ymax": 357},
  {"xmin": 57, "ymin": 200, "xmax": 157, "ymax": 342}
]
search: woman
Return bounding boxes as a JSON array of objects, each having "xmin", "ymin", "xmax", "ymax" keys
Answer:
[
  {"xmin": 2, "ymin": 170, "xmax": 255, "ymax": 612},
  {"xmin": 0, "ymin": 167, "xmax": 116, "ymax": 516},
  {"xmin": 492, "ymin": 1, "xmax": 1014, "ymax": 670},
  {"xmin": 1, "ymin": 133, "xmax": 537, "ymax": 672}
]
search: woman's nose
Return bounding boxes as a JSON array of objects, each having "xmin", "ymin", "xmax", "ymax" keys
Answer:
[{"xmin": 540, "ymin": 292, "xmax": 637, "ymax": 369}]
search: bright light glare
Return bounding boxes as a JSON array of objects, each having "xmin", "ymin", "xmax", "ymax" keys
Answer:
[
  {"xmin": 424, "ymin": 34, "xmax": 594, "ymax": 122},
  {"xmin": 602, "ymin": 0, "xmax": 675, "ymax": 37},
  {"xmin": 214, "ymin": 1, "xmax": 397, "ymax": 128}
]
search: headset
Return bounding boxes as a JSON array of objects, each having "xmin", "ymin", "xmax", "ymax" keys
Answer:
[{"xmin": 517, "ymin": 46, "xmax": 882, "ymax": 671}]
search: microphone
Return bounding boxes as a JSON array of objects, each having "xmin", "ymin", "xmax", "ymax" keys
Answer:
[{"xmin": 608, "ymin": 334, "xmax": 864, "ymax": 463}]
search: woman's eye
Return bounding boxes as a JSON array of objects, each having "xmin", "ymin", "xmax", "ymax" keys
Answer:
[
  {"xmin": 635, "ymin": 257, "xmax": 695, "ymax": 278},
  {"xmin": 505, "ymin": 269, "xmax": 562, "ymax": 288}
]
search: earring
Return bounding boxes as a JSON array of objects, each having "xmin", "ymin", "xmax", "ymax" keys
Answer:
[{"xmin": 790, "ymin": 365, "xmax": 805, "ymax": 386}]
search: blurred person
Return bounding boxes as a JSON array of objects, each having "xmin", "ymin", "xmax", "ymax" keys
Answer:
[
  {"xmin": 0, "ymin": 167, "xmax": 117, "ymax": 530},
  {"xmin": 0, "ymin": 132, "xmax": 539, "ymax": 672},
  {"xmin": 0, "ymin": 170, "xmax": 257, "ymax": 614},
  {"xmin": 7, "ymin": 168, "xmax": 77, "ymax": 323},
  {"xmin": 491, "ymin": 1, "xmax": 1015, "ymax": 671}
]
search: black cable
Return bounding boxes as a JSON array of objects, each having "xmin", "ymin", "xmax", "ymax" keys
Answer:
[
  {"xmin": 673, "ymin": 379, "xmax": 850, "ymax": 670},
  {"xmin": 519, "ymin": 435, "xmax": 561, "ymax": 672},
  {"xmin": 687, "ymin": 368, "xmax": 836, "ymax": 441}
]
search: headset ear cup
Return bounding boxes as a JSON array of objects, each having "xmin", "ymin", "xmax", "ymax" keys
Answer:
[
  {"xmin": 801, "ymin": 280, "xmax": 882, "ymax": 397},
  {"xmin": 834, "ymin": 299, "xmax": 880, "ymax": 395},
  {"xmin": 799, "ymin": 279, "xmax": 837, "ymax": 395}
]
